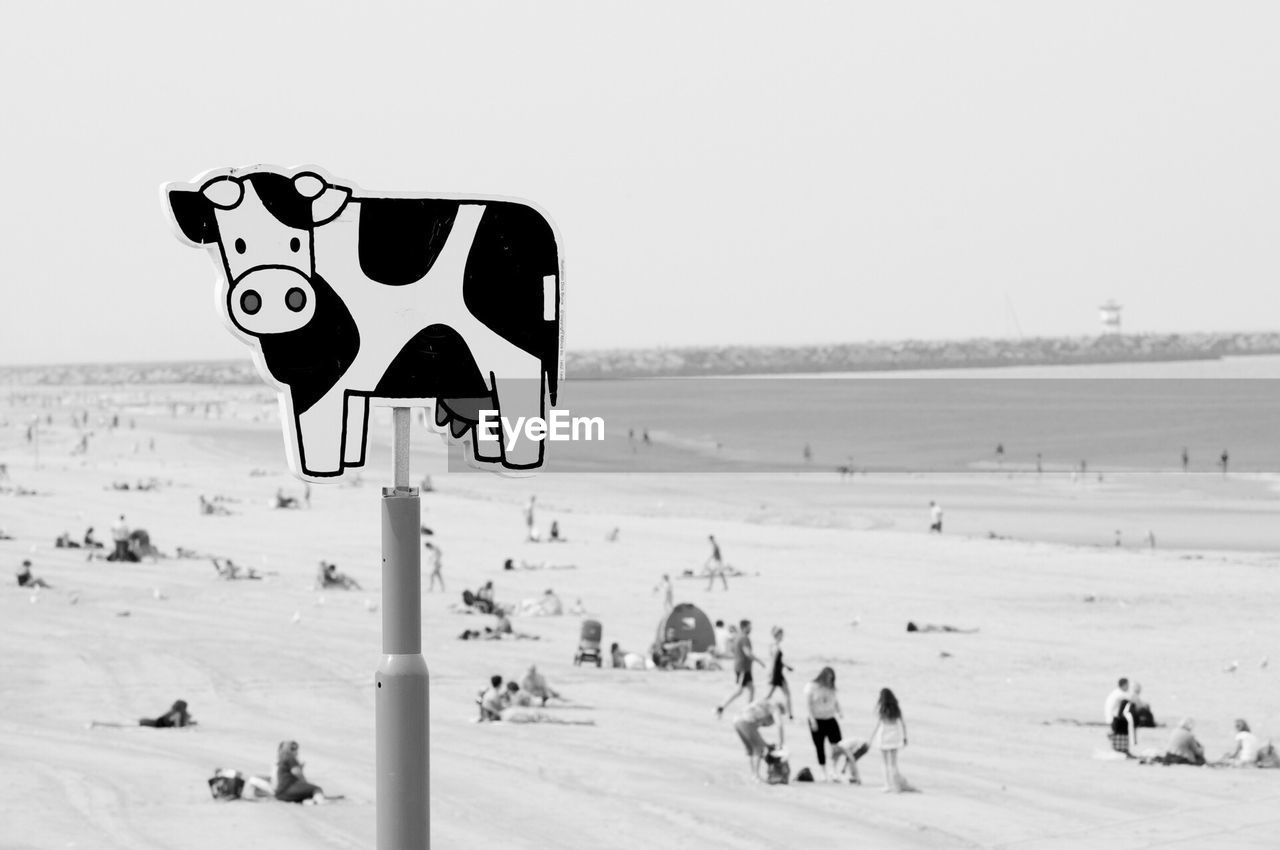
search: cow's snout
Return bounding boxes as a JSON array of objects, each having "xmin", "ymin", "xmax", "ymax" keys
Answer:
[{"xmin": 228, "ymin": 268, "xmax": 316, "ymax": 335}]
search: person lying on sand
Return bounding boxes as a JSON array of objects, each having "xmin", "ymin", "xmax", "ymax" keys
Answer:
[
  {"xmin": 459, "ymin": 612, "xmax": 540, "ymax": 641},
  {"xmin": 16, "ymin": 560, "xmax": 51, "ymax": 589},
  {"xmin": 208, "ymin": 767, "xmax": 275, "ymax": 800},
  {"xmin": 502, "ymin": 558, "xmax": 577, "ymax": 571},
  {"xmin": 199, "ymin": 495, "xmax": 232, "ymax": 516},
  {"xmin": 55, "ymin": 532, "xmax": 81, "ymax": 549},
  {"xmin": 0, "ymin": 527, "xmax": 13, "ymax": 541},
  {"xmin": 211, "ymin": 557, "xmax": 262, "ymax": 581},
  {"xmin": 92, "ymin": 699, "xmax": 196, "ymax": 728},
  {"xmin": 905, "ymin": 621, "xmax": 979, "ymax": 634}
]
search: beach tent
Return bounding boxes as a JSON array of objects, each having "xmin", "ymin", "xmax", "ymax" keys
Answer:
[{"xmin": 654, "ymin": 603, "xmax": 715, "ymax": 653}]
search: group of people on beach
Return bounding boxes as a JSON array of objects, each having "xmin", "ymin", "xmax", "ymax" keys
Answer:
[
  {"xmin": 477, "ymin": 666, "xmax": 577, "ymax": 724},
  {"xmin": 709, "ymin": 618, "xmax": 916, "ymax": 789},
  {"xmin": 1105, "ymin": 677, "xmax": 1277, "ymax": 767}
]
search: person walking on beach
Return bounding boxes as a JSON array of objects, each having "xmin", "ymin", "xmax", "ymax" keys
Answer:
[
  {"xmin": 654, "ymin": 573, "xmax": 674, "ymax": 612},
  {"xmin": 928, "ymin": 501, "xmax": 943, "ymax": 534},
  {"xmin": 716, "ymin": 619, "xmax": 765, "ymax": 717},
  {"xmin": 1220, "ymin": 449, "xmax": 1229, "ymax": 477},
  {"xmin": 805, "ymin": 667, "xmax": 843, "ymax": 781},
  {"xmin": 869, "ymin": 688, "xmax": 915, "ymax": 792},
  {"xmin": 705, "ymin": 535, "xmax": 728, "ymax": 590},
  {"xmin": 1181, "ymin": 447, "xmax": 1189, "ymax": 473},
  {"xmin": 425, "ymin": 541, "xmax": 444, "ymax": 592},
  {"xmin": 764, "ymin": 626, "xmax": 794, "ymax": 719},
  {"xmin": 109, "ymin": 515, "xmax": 130, "ymax": 561}
]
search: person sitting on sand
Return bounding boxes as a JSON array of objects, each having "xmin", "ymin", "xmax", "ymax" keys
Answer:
[
  {"xmin": 478, "ymin": 675, "xmax": 507, "ymax": 721},
  {"xmin": 140, "ymin": 699, "xmax": 195, "ymax": 728},
  {"xmin": 733, "ymin": 698, "xmax": 787, "ymax": 780},
  {"xmin": 318, "ymin": 561, "xmax": 362, "ymax": 590},
  {"xmin": 275, "ymin": 741, "xmax": 326, "ymax": 803},
  {"xmin": 517, "ymin": 589, "xmax": 564, "ymax": 617},
  {"xmin": 211, "ymin": 557, "xmax": 261, "ymax": 581},
  {"xmin": 475, "ymin": 580, "xmax": 496, "ymax": 611},
  {"xmin": 568, "ymin": 598, "xmax": 586, "ymax": 616},
  {"xmin": 1161, "ymin": 718, "xmax": 1206, "ymax": 765},
  {"xmin": 83, "ymin": 527, "xmax": 103, "ymax": 549},
  {"xmin": 652, "ymin": 638, "xmax": 693, "ymax": 670},
  {"xmin": 16, "ymin": 559, "xmax": 51, "ymax": 589},
  {"xmin": 1128, "ymin": 682, "xmax": 1156, "ymax": 728},
  {"xmin": 520, "ymin": 665, "xmax": 564, "ymax": 706},
  {"xmin": 55, "ymin": 531, "xmax": 81, "ymax": 549},
  {"xmin": 548, "ymin": 521, "xmax": 565, "ymax": 542},
  {"xmin": 504, "ymin": 680, "xmax": 534, "ymax": 708},
  {"xmin": 1220, "ymin": 719, "xmax": 1261, "ymax": 766},
  {"xmin": 274, "ymin": 488, "xmax": 300, "ymax": 510},
  {"xmin": 611, "ymin": 642, "xmax": 627, "ymax": 668}
]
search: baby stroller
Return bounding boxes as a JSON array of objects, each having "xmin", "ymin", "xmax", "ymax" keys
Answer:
[{"xmin": 573, "ymin": 619, "xmax": 603, "ymax": 667}]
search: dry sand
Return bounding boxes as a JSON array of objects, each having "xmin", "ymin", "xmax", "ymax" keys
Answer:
[{"xmin": 2, "ymin": 387, "xmax": 1278, "ymax": 849}]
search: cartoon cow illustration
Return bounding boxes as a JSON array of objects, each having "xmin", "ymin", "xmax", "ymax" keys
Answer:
[{"xmin": 164, "ymin": 166, "xmax": 562, "ymax": 479}]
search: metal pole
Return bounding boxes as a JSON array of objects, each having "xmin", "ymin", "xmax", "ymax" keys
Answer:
[{"xmin": 377, "ymin": 407, "xmax": 429, "ymax": 849}]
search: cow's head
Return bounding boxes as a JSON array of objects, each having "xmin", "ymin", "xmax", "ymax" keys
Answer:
[{"xmin": 166, "ymin": 170, "xmax": 350, "ymax": 336}]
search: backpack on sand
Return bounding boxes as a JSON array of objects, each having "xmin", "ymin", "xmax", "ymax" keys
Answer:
[{"xmin": 764, "ymin": 747, "xmax": 791, "ymax": 785}]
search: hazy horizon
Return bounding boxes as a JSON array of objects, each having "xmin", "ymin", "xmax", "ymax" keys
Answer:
[{"xmin": 4, "ymin": 2, "xmax": 1279, "ymax": 365}]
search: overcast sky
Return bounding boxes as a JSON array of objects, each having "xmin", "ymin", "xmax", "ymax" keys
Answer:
[{"xmin": 2, "ymin": 1, "xmax": 1278, "ymax": 365}]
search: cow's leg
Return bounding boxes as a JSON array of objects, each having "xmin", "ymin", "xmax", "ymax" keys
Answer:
[
  {"xmin": 296, "ymin": 389, "xmax": 347, "ymax": 476},
  {"xmin": 344, "ymin": 394, "xmax": 369, "ymax": 467},
  {"xmin": 490, "ymin": 355, "xmax": 546, "ymax": 468}
]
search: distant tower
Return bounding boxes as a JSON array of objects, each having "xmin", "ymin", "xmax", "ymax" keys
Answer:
[{"xmin": 1098, "ymin": 300, "xmax": 1122, "ymax": 335}]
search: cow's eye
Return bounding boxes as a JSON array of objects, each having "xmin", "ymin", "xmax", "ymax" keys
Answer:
[
  {"xmin": 234, "ymin": 238, "xmax": 246, "ymax": 254},
  {"xmin": 290, "ymin": 237, "xmax": 301, "ymax": 253}
]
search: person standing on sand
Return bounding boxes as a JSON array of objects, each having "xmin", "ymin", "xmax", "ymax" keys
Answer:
[
  {"xmin": 109, "ymin": 515, "xmax": 130, "ymax": 561},
  {"xmin": 425, "ymin": 541, "xmax": 444, "ymax": 592},
  {"xmin": 524, "ymin": 495, "xmax": 538, "ymax": 541},
  {"xmin": 805, "ymin": 667, "xmax": 844, "ymax": 781},
  {"xmin": 705, "ymin": 535, "xmax": 728, "ymax": 590},
  {"xmin": 654, "ymin": 573, "xmax": 674, "ymax": 612},
  {"xmin": 764, "ymin": 626, "xmax": 794, "ymax": 719},
  {"xmin": 928, "ymin": 501, "xmax": 943, "ymax": 534},
  {"xmin": 1181, "ymin": 447, "xmax": 1189, "ymax": 473},
  {"xmin": 716, "ymin": 620, "xmax": 765, "ymax": 717},
  {"xmin": 1105, "ymin": 677, "xmax": 1135, "ymax": 755},
  {"xmin": 1220, "ymin": 449, "xmax": 1229, "ymax": 477},
  {"xmin": 869, "ymin": 688, "xmax": 915, "ymax": 792}
]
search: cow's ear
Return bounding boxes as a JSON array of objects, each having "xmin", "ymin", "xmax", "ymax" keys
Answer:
[{"xmin": 168, "ymin": 190, "xmax": 219, "ymax": 245}]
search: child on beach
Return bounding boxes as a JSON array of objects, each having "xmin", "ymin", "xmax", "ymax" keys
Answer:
[
  {"xmin": 764, "ymin": 626, "xmax": 794, "ymax": 719},
  {"xmin": 869, "ymin": 688, "xmax": 917, "ymax": 792}
]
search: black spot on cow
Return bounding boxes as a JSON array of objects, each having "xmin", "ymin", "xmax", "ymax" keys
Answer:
[
  {"xmin": 464, "ymin": 202, "xmax": 560, "ymax": 403},
  {"xmin": 374, "ymin": 324, "xmax": 487, "ymax": 400},
  {"xmin": 244, "ymin": 172, "xmax": 315, "ymax": 230},
  {"xmin": 358, "ymin": 199, "xmax": 460, "ymax": 286},
  {"xmin": 257, "ymin": 272, "xmax": 360, "ymax": 415}
]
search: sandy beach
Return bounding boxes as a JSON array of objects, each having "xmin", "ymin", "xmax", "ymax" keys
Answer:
[{"xmin": 2, "ymin": 381, "xmax": 1278, "ymax": 849}]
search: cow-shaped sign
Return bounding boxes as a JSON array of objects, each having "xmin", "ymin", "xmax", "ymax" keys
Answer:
[{"xmin": 164, "ymin": 166, "xmax": 563, "ymax": 479}]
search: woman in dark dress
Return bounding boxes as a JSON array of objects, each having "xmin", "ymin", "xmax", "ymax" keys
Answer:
[{"xmin": 764, "ymin": 626, "xmax": 794, "ymax": 720}]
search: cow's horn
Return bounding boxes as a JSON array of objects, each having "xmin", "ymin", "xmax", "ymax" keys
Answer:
[{"xmin": 201, "ymin": 177, "xmax": 243, "ymax": 209}]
